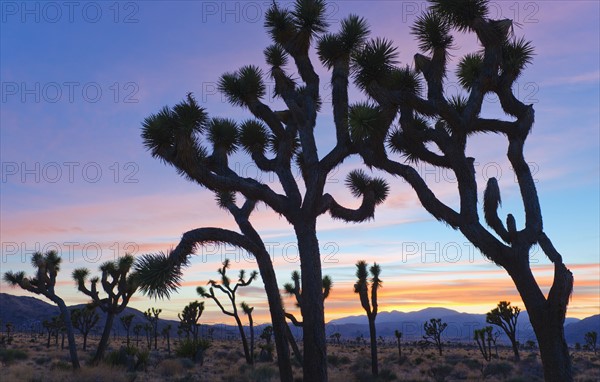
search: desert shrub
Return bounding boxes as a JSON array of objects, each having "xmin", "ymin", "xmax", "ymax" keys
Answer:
[
  {"xmin": 0, "ymin": 348, "xmax": 28, "ymax": 364},
  {"xmin": 462, "ymin": 358, "xmax": 481, "ymax": 370},
  {"xmin": 158, "ymin": 358, "xmax": 184, "ymax": 377},
  {"xmin": 179, "ymin": 357, "xmax": 195, "ymax": 369},
  {"xmin": 483, "ymin": 361, "xmax": 513, "ymax": 379},
  {"xmin": 327, "ymin": 353, "xmax": 351, "ymax": 367},
  {"xmin": 350, "ymin": 355, "xmax": 371, "ymax": 372},
  {"xmin": 175, "ymin": 338, "xmax": 211, "ymax": 365},
  {"xmin": 429, "ymin": 364, "xmax": 453, "ymax": 382},
  {"xmin": 50, "ymin": 360, "xmax": 71, "ymax": 371},
  {"xmin": 106, "ymin": 346, "xmax": 149, "ymax": 372},
  {"xmin": 414, "ymin": 356, "xmax": 424, "ymax": 365}
]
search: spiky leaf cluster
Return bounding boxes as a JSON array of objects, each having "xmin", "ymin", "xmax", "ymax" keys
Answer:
[
  {"xmin": 457, "ymin": 53, "xmax": 483, "ymax": 89},
  {"xmin": 352, "ymin": 38, "xmax": 398, "ymax": 91},
  {"xmin": 239, "ymin": 120, "xmax": 270, "ymax": 154},
  {"xmin": 317, "ymin": 15, "xmax": 369, "ymax": 68},
  {"xmin": 348, "ymin": 102, "xmax": 384, "ymax": 142},
  {"xmin": 218, "ymin": 65, "xmax": 266, "ymax": 107},
  {"xmin": 207, "ymin": 118, "xmax": 239, "ymax": 154},
  {"xmin": 501, "ymin": 37, "xmax": 535, "ymax": 79},
  {"xmin": 264, "ymin": 44, "xmax": 289, "ymax": 68},
  {"xmin": 345, "ymin": 169, "xmax": 389, "ymax": 205},
  {"xmin": 429, "ymin": 0, "xmax": 489, "ymax": 32},
  {"xmin": 411, "ymin": 11, "xmax": 453, "ymax": 53}
]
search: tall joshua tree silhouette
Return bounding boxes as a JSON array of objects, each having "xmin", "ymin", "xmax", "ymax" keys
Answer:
[
  {"xmin": 354, "ymin": 261, "xmax": 381, "ymax": 376},
  {"xmin": 350, "ymin": 1, "xmax": 573, "ymax": 380},
  {"xmin": 72, "ymin": 254, "xmax": 138, "ymax": 363},
  {"xmin": 486, "ymin": 301, "xmax": 521, "ymax": 362},
  {"xmin": 197, "ymin": 259, "xmax": 257, "ymax": 365},
  {"xmin": 3, "ymin": 251, "xmax": 80, "ymax": 369},
  {"xmin": 135, "ymin": 1, "xmax": 389, "ymax": 380}
]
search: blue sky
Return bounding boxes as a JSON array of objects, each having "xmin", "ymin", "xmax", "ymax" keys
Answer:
[{"xmin": 1, "ymin": 1, "xmax": 598, "ymax": 324}]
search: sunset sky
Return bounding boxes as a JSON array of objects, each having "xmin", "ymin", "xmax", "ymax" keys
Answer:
[{"xmin": 1, "ymin": 1, "xmax": 598, "ymax": 326}]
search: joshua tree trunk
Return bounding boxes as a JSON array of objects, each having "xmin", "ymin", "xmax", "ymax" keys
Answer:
[
  {"xmin": 506, "ymin": 252, "xmax": 572, "ymax": 381},
  {"xmin": 93, "ymin": 311, "xmax": 115, "ymax": 363},
  {"xmin": 55, "ymin": 300, "xmax": 80, "ymax": 369},
  {"xmin": 286, "ymin": 325, "xmax": 303, "ymax": 365},
  {"xmin": 296, "ymin": 223, "xmax": 327, "ymax": 382},
  {"xmin": 368, "ymin": 317, "xmax": 378, "ymax": 376},
  {"xmin": 234, "ymin": 314, "xmax": 252, "ymax": 364}
]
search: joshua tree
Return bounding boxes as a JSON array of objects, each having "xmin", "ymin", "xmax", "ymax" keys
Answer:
[
  {"xmin": 348, "ymin": 0, "xmax": 574, "ymax": 379},
  {"xmin": 259, "ymin": 325, "xmax": 274, "ymax": 362},
  {"xmin": 71, "ymin": 304, "xmax": 100, "ymax": 351},
  {"xmin": 162, "ymin": 324, "xmax": 172, "ymax": 355},
  {"xmin": 241, "ymin": 302, "xmax": 255, "ymax": 363},
  {"xmin": 135, "ymin": 1, "xmax": 390, "ymax": 379},
  {"xmin": 144, "ymin": 307, "xmax": 162, "ymax": 350},
  {"xmin": 486, "ymin": 301, "xmax": 521, "ymax": 362},
  {"xmin": 331, "ymin": 332, "xmax": 341, "ymax": 345},
  {"xmin": 5, "ymin": 323, "xmax": 13, "ymax": 345},
  {"xmin": 282, "ymin": 270, "xmax": 333, "ymax": 364},
  {"xmin": 354, "ymin": 260, "xmax": 381, "ymax": 376},
  {"xmin": 3, "ymin": 250, "xmax": 80, "ymax": 369},
  {"xmin": 133, "ymin": 323, "xmax": 143, "ymax": 347},
  {"xmin": 474, "ymin": 326, "xmax": 494, "ymax": 362},
  {"xmin": 394, "ymin": 330, "xmax": 402, "ymax": 360},
  {"xmin": 42, "ymin": 316, "xmax": 61, "ymax": 349},
  {"xmin": 584, "ymin": 331, "xmax": 597, "ymax": 354},
  {"xmin": 197, "ymin": 259, "xmax": 258, "ymax": 364},
  {"xmin": 423, "ymin": 318, "xmax": 447, "ymax": 356},
  {"xmin": 178, "ymin": 300, "xmax": 205, "ymax": 341},
  {"xmin": 72, "ymin": 254, "xmax": 138, "ymax": 362},
  {"xmin": 120, "ymin": 314, "xmax": 135, "ymax": 347}
]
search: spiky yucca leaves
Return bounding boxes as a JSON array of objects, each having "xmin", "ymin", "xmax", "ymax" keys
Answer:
[
  {"xmin": 264, "ymin": 44, "xmax": 289, "ymax": 68},
  {"xmin": 352, "ymin": 38, "xmax": 398, "ymax": 91},
  {"xmin": 429, "ymin": 0, "xmax": 489, "ymax": 32},
  {"xmin": 218, "ymin": 65, "xmax": 266, "ymax": 108},
  {"xmin": 345, "ymin": 169, "xmax": 389, "ymax": 206},
  {"xmin": 265, "ymin": 3, "xmax": 297, "ymax": 46},
  {"xmin": 354, "ymin": 260, "xmax": 382, "ymax": 376},
  {"xmin": 317, "ymin": 14, "xmax": 369, "ymax": 68},
  {"xmin": 348, "ymin": 102, "xmax": 387, "ymax": 143},
  {"xmin": 134, "ymin": 251, "xmax": 183, "ymax": 299},
  {"xmin": 411, "ymin": 11, "xmax": 453, "ymax": 53},
  {"xmin": 457, "ymin": 53, "xmax": 484, "ymax": 89},
  {"xmin": 142, "ymin": 93, "xmax": 207, "ymax": 160},
  {"xmin": 238, "ymin": 119, "xmax": 270, "ymax": 155},
  {"xmin": 207, "ymin": 118, "xmax": 239, "ymax": 155},
  {"xmin": 501, "ymin": 37, "xmax": 535, "ymax": 80}
]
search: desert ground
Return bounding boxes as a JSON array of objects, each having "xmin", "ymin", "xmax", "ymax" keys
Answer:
[{"xmin": 0, "ymin": 332, "xmax": 598, "ymax": 382}]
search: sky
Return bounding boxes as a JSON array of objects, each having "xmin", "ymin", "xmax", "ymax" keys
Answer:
[{"xmin": 1, "ymin": 1, "xmax": 598, "ymax": 327}]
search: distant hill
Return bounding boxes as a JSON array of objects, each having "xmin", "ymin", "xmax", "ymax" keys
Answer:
[{"xmin": 0, "ymin": 293, "xmax": 597, "ymax": 345}]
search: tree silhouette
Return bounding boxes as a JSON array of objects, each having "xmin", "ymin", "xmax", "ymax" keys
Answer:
[
  {"xmin": 144, "ymin": 307, "xmax": 162, "ymax": 350},
  {"xmin": 474, "ymin": 326, "xmax": 494, "ymax": 362},
  {"xmin": 241, "ymin": 302, "xmax": 255, "ymax": 363},
  {"xmin": 350, "ymin": 0, "xmax": 574, "ymax": 379},
  {"xmin": 584, "ymin": 331, "xmax": 597, "ymax": 354},
  {"xmin": 394, "ymin": 330, "xmax": 402, "ymax": 360},
  {"xmin": 71, "ymin": 304, "xmax": 100, "ymax": 351},
  {"xmin": 119, "ymin": 314, "xmax": 136, "ymax": 347},
  {"xmin": 3, "ymin": 251, "xmax": 80, "ymax": 369},
  {"xmin": 423, "ymin": 318, "xmax": 447, "ymax": 356},
  {"xmin": 134, "ymin": 0, "xmax": 390, "ymax": 379},
  {"xmin": 486, "ymin": 301, "xmax": 520, "ymax": 361},
  {"xmin": 197, "ymin": 259, "xmax": 257, "ymax": 364},
  {"xmin": 354, "ymin": 260, "xmax": 381, "ymax": 376},
  {"xmin": 162, "ymin": 324, "xmax": 172, "ymax": 355},
  {"xmin": 178, "ymin": 300, "xmax": 205, "ymax": 342},
  {"xmin": 72, "ymin": 254, "xmax": 138, "ymax": 363}
]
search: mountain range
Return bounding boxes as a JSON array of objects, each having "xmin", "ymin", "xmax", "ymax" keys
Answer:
[{"xmin": 0, "ymin": 293, "xmax": 597, "ymax": 345}]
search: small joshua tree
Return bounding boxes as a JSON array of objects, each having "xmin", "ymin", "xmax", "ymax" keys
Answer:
[
  {"xmin": 72, "ymin": 254, "xmax": 138, "ymax": 362},
  {"xmin": 474, "ymin": 326, "xmax": 494, "ymax": 362},
  {"xmin": 133, "ymin": 323, "xmax": 143, "ymax": 348},
  {"xmin": 282, "ymin": 270, "xmax": 332, "ymax": 364},
  {"xmin": 3, "ymin": 250, "xmax": 80, "ymax": 369},
  {"xmin": 71, "ymin": 304, "xmax": 100, "ymax": 351},
  {"xmin": 423, "ymin": 318, "xmax": 448, "ymax": 356},
  {"xmin": 197, "ymin": 259, "xmax": 257, "ymax": 364},
  {"xmin": 162, "ymin": 324, "xmax": 172, "ymax": 355},
  {"xmin": 178, "ymin": 300, "xmax": 205, "ymax": 342},
  {"xmin": 354, "ymin": 261, "xmax": 381, "ymax": 376},
  {"xmin": 241, "ymin": 302, "xmax": 255, "ymax": 363},
  {"xmin": 394, "ymin": 330, "xmax": 402, "ymax": 360},
  {"xmin": 144, "ymin": 307, "xmax": 162, "ymax": 350},
  {"xmin": 259, "ymin": 325, "xmax": 274, "ymax": 362},
  {"xmin": 584, "ymin": 331, "xmax": 597, "ymax": 354},
  {"xmin": 487, "ymin": 301, "xmax": 520, "ymax": 362},
  {"xmin": 331, "ymin": 332, "xmax": 341, "ymax": 345},
  {"xmin": 120, "ymin": 314, "xmax": 135, "ymax": 347}
]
